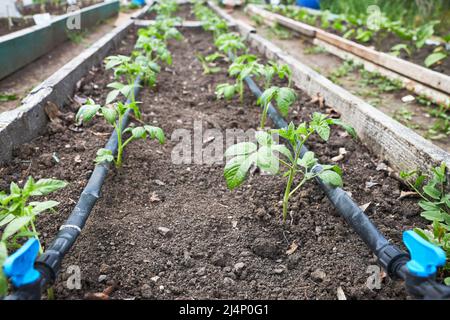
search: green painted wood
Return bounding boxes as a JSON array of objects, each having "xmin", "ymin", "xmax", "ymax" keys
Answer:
[{"xmin": 0, "ymin": 0, "xmax": 120, "ymax": 80}]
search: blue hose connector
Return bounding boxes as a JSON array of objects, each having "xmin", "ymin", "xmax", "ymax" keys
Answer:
[
  {"xmin": 403, "ymin": 230, "xmax": 446, "ymax": 278},
  {"xmin": 132, "ymin": 0, "xmax": 146, "ymax": 6},
  {"xmin": 296, "ymin": 0, "xmax": 320, "ymax": 10},
  {"xmin": 3, "ymin": 238, "xmax": 40, "ymax": 287}
]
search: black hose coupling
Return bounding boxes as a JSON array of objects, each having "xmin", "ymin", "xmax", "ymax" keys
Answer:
[{"xmin": 377, "ymin": 244, "xmax": 409, "ymax": 279}]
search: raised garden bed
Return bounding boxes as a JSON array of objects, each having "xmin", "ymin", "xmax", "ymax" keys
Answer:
[
  {"xmin": 0, "ymin": 25, "xmax": 424, "ymax": 300},
  {"xmin": 264, "ymin": 4, "xmax": 450, "ymax": 76},
  {"xmin": 0, "ymin": 0, "xmax": 120, "ymax": 80},
  {"xmin": 1, "ymin": 1, "xmax": 449, "ymax": 301},
  {"xmin": 19, "ymin": 0, "xmax": 104, "ymax": 16},
  {"xmin": 0, "ymin": 17, "xmax": 34, "ymax": 37}
]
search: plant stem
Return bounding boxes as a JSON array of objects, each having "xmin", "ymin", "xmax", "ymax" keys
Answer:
[
  {"xmin": 282, "ymin": 168, "xmax": 295, "ymax": 221},
  {"xmin": 260, "ymin": 104, "xmax": 269, "ymax": 129},
  {"xmin": 114, "ymin": 120, "xmax": 123, "ymax": 168}
]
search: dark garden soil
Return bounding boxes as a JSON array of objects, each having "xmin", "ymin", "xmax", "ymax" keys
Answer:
[
  {"xmin": 0, "ymin": 17, "xmax": 35, "ymax": 37},
  {"xmin": 19, "ymin": 0, "xmax": 103, "ymax": 16},
  {"xmin": 141, "ymin": 4, "xmax": 197, "ymax": 21},
  {"xmin": 0, "ymin": 26, "xmax": 428, "ymax": 300}
]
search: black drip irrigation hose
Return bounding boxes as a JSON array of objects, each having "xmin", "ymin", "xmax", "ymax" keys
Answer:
[
  {"xmin": 4, "ymin": 77, "xmax": 142, "ymax": 300},
  {"xmin": 243, "ymin": 75, "xmax": 450, "ymax": 299}
]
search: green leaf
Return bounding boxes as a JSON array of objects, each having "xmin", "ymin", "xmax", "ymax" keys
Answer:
[
  {"xmin": 271, "ymin": 144, "xmax": 293, "ymax": 162},
  {"xmin": 275, "ymin": 87, "xmax": 296, "ymax": 116},
  {"xmin": 30, "ymin": 179, "xmax": 67, "ymax": 196},
  {"xmin": 101, "ymin": 107, "xmax": 117, "ymax": 125},
  {"xmin": 131, "ymin": 127, "xmax": 146, "ymax": 139},
  {"xmin": 423, "ymin": 185, "xmax": 441, "ymax": 200},
  {"xmin": 297, "ymin": 151, "xmax": 317, "ymax": 169},
  {"xmin": 10, "ymin": 182, "xmax": 20, "ymax": 196},
  {"xmin": 444, "ymin": 277, "xmax": 450, "ymax": 286},
  {"xmin": 315, "ymin": 123, "xmax": 330, "ymax": 141},
  {"xmin": 0, "ymin": 241, "xmax": 7, "ymax": 264},
  {"xmin": 95, "ymin": 148, "xmax": 114, "ymax": 164},
  {"xmin": 76, "ymin": 101, "xmax": 101, "ymax": 123},
  {"xmin": 106, "ymin": 90, "xmax": 120, "ymax": 105},
  {"xmin": 224, "ymin": 142, "xmax": 257, "ymax": 157},
  {"xmin": 329, "ymin": 118, "xmax": 357, "ymax": 139},
  {"xmin": 413, "ymin": 228, "xmax": 430, "ymax": 242},
  {"xmin": 255, "ymin": 131, "xmax": 273, "ymax": 147},
  {"xmin": 319, "ymin": 170, "xmax": 343, "ymax": 187},
  {"xmin": 30, "ymin": 200, "xmax": 59, "ymax": 215},
  {"xmin": 420, "ymin": 210, "xmax": 444, "ymax": 222},
  {"xmin": 224, "ymin": 153, "xmax": 257, "ymax": 190},
  {"xmin": 215, "ymin": 83, "xmax": 236, "ymax": 100},
  {"xmin": 2, "ymin": 216, "xmax": 32, "ymax": 241},
  {"xmin": 144, "ymin": 126, "xmax": 165, "ymax": 144},
  {"xmin": 257, "ymin": 86, "xmax": 278, "ymax": 107},
  {"xmin": 424, "ymin": 52, "xmax": 447, "ymax": 68},
  {"xmin": 256, "ymin": 146, "xmax": 278, "ymax": 174},
  {"xmin": 418, "ymin": 200, "xmax": 440, "ymax": 212},
  {"xmin": 0, "ymin": 214, "xmax": 15, "ymax": 227}
]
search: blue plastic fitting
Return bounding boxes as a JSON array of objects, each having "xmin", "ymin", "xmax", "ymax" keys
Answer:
[
  {"xmin": 296, "ymin": 0, "xmax": 320, "ymax": 10},
  {"xmin": 3, "ymin": 238, "xmax": 40, "ymax": 287},
  {"xmin": 131, "ymin": 0, "xmax": 146, "ymax": 6},
  {"xmin": 403, "ymin": 230, "xmax": 446, "ymax": 277}
]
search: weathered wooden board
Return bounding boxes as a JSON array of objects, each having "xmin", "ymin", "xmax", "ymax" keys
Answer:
[
  {"xmin": 209, "ymin": 2, "xmax": 450, "ymax": 178},
  {"xmin": 313, "ymin": 38, "xmax": 450, "ymax": 107},
  {"xmin": 246, "ymin": 4, "xmax": 450, "ymax": 97},
  {"xmin": 246, "ymin": 4, "xmax": 315, "ymax": 37}
]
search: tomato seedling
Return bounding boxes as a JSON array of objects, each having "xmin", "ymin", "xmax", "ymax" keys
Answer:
[
  {"xmin": 257, "ymin": 86, "xmax": 297, "ymax": 129},
  {"xmin": 76, "ymin": 99, "xmax": 165, "ymax": 168},
  {"xmin": 400, "ymin": 162, "xmax": 450, "ymax": 284},
  {"xmin": 0, "ymin": 177, "xmax": 67, "ymax": 295},
  {"xmin": 224, "ymin": 113, "xmax": 356, "ymax": 221}
]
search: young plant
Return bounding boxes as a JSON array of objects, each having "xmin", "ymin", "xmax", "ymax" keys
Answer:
[
  {"xmin": 424, "ymin": 48, "xmax": 448, "ymax": 68},
  {"xmin": 224, "ymin": 113, "xmax": 356, "ymax": 221},
  {"xmin": 257, "ymin": 86, "xmax": 297, "ymax": 129},
  {"xmin": 400, "ymin": 163, "xmax": 450, "ymax": 284},
  {"xmin": 76, "ymin": 99, "xmax": 165, "ymax": 168},
  {"xmin": 196, "ymin": 54, "xmax": 221, "ymax": 75},
  {"xmin": 227, "ymin": 54, "xmax": 262, "ymax": 102},
  {"xmin": 0, "ymin": 177, "xmax": 67, "ymax": 295},
  {"xmin": 259, "ymin": 61, "xmax": 293, "ymax": 89},
  {"xmin": 214, "ymin": 33, "xmax": 246, "ymax": 57},
  {"xmin": 104, "ymin": 55, "xmax": 140, "ymax": 104}
]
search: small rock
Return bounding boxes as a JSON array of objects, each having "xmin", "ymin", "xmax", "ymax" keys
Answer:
[
  {"xmin": 141, "ymin": 284, "xmax": 153, "ymax": 299},
  {"xmin": 223, "ymin": 277, "xmax": 235, "ymax": 286},
  {"xmin": 311, "ymin": 269, "xmax": 327, "ymax": 282},
  {"xmin": 273, "ymin": 267, "xmax": 286, "ymax": 274},
  {"xmin": 233, "ymin": 262, "xmax": 246, "ymax": 274},
  {"xmin": 154, "ymin": 179, "xmax": 165, "ymax": 186},
  {"xmin": 197, "ymin": 267, "xmax": 206, "ymax": 276},
  {"xmin": 315, "ymin": 226, "xmax": 321, "ymax": 235},
  {"xmin": 157, "ymin": 227, "xmax": 173, "ymax": 237},
  {"xmin": 99, "ymin": 263, "xmax": 110, "ymax": 273},
  {"xmin": 98, "ymin": 275, "xmax": 107, "ymax": 283},
  {"xmin": 151, "ymin": 276, "xmax": 160, "ymax": 282},
  {"xmin": 240, "ymin": 251, "xmax": 251, "ymax": 257}
]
